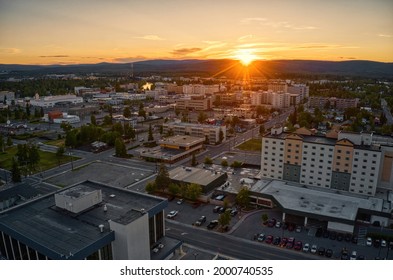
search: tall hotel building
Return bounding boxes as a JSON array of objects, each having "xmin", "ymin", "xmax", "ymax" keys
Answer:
[{"xmin": 261, "ymin": 127, "xmax": 393, "ymax": 197}]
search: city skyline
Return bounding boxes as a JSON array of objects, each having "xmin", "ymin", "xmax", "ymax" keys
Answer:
[{"xmin": 0, "ymin": 0, "xmax": 392, "ymax": 65}]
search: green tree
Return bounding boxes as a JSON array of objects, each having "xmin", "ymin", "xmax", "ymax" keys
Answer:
[
  {"xmin": 230, "ymin": 161, "xmax": 242, "ymax": 168},
  {"xmin": 25, "ymin": 104, "xmax": 31, "ymax": 118},
  {"xmin": 145, "ymin": 181, "xmax": 157, "ymax": 194},
  {"xmin": 112, "ymin": 122, "xmax": 124, "ymax": 136},
  {"xmin": 191, "ymin": 153, "xmax": 197, "ymax": 166},
  {"xmin": 123, "ymin": 123, "xmax": 135, "ymax": 140},
  {"xmin": 123, "ymin": 106, "xmax": 132, "ymax": 118},
  {"xmin": 218, "ymin": 128, "xmax": 224, "ymax": 144},
  {"xmin": 56, "ymin": 145, "xmax": 65, "ymax": 166},
  {"xmin": 103, "ymin": 115, "xmax": 112, "ymax": 125},
  {"xmin": 259, "ymin": 124, "xmax": 265, "ymax": 135},
  {"xmin": 0, "ymin": 134, "xmax": 4, "ymax": 152},
  {"xmin": 221, "ymin": 159, "xmax": 228, "ymax": 167},
  {"xmin": 197, "ymin": 111, "xmax": 208, "ymax": 123},
  {"xmin": 65, "ymin": 130, "xmax": 77, "ymax": 148},
  {"xmin": 185, "ymin": 183, "xmax": 202, "ymax": 201},
  {"xmin": 40, "ymin": 107, "xmax": 44, "ymax": 117},
  {"xmin": 90, "ymin": 114, "xmax": 97, "ymax": 126},
  {"xmin": 236, "ymin": 187, "xmax": 250, "ymax": 208},
  {"xmin": 168, "ymin": 183, "xmax": 180, "ymax": 197},
  {"xmin": 115, "ymin": 138, "xmax": 127, "ymax": 157},
  {"xmin": 148, "ymin": 124, "xmax": 154, "ymax": 141},
  {"xmin": 155, "ymin": 163, "xmax": 171, "ymax": 191},
  {"xmin": 218, "ymin": 210, "xmax": 231, "ymax": 231},
  {"xmin": 60, "ymin": 122, "xmax": 72, "ymax": 133},
  {"xmin": 204, "ymin": 156, "xmax": 213, "ymax": 165},
  {"xmin": 138, "ymin": 103, "xmax": 146, "ymax": 118},
  {"xmin": 11, "ymin": 158, "xmax": 21, "ymax": 183}
]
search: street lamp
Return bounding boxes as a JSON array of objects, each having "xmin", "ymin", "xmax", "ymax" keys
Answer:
[{"xmin": 193, "ymin": 253, "xmax": 199, "ymax": 260}]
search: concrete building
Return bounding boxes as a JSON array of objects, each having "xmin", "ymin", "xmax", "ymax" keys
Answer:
[
  {"xmin": 261, "ymin": 129, "xmax": 389, "ymax": 197},
  {"xmin": 271, "ymin": 92, "xmax": 291, "ymax": 109},
  {"xmin": 268, "ymin": 82, "xmax": 288, "ymax": 93},
  {"xmin": 140, "ymin": 135, "xmax": 205, "ymax": 163},
  {"xmin": 308, "ymin": 96, "xmax": 359, "ymax": 109},
  {"xmin": 30, "ymin": 94, "xmax": 83, "ymax": 108},
  {"xmin": 242, "ymin": 179, "xmax": 391, "ymax": 233},
  {"xmin": 175, "ymin": 95, "xmax": 212, "ymax": 111},
  {"xmin": 163, "ymin": 122, "xmax": 226, "ymax": 145},
  {"xmin": 288, "ymin": 84, "xmax": 309, "ymax": 100},
  {"xmin": 0, "ymin": 181, "xmax": 181, "ymax": 260},
  {"xmin": 0, "ymin": 91, "xmax": 15, "ymax": 105},
  {"xmin": 169, "ymin": 166, "xmax": 228, "ymax": 194}
]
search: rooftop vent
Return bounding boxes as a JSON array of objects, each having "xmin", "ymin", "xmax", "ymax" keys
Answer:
[{"xmin": 98, "ymin": 224, "xmax": 104, "ymax": 233}]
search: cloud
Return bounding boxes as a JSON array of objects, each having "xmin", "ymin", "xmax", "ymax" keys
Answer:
[
  {"xmin": 378, "ymin": 34, "xmax": 392, "ymax": 38},
  {"xmin": 240, "ymin": 17, "xmax": 267, "ymax": 24},
  {"xmin": 171, "ymin": 47, "xmax": 202, "ymax": 56},
  {"xmin": 136, "ymin": 35, "xmax": 165, "ymax": 41},
  {"xmin": 111, "ymin": 56, "xmax": 147, "ymax": 63},
  {"xmin": 238, "ymin": 35, "xmax": 254, "ymax": 42},
  {"xmin": 0, "ymin": 48, "xmax": 21, "ymax": 54},
  {"xmin": 339, "ymin": 57, "xmax": 357, "ymax": 60},
  {"xmin": 39, "ymin": 55, "xmax": 69, "ymax": 58}
]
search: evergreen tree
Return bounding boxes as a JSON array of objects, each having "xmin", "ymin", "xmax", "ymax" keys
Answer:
[
  {"xmin": 155, "ymin": 163, "xmax": 171, "ymax": 191},
  {"xmin": 191, "ymin": 153, "xmax": 197, "ymax": 166},
  {"xmin": 11, "ymin": 158, "xmax": 21, "ymax": 183},
  {"xmin": 40, "ymin": 107, "xmax": 44, "ymax": 117},
  {"xmin": 123, "ymin": 106, "xmax": 131, "ymax": 118},
  {"xmin": 0, "ymin": 134, "xmax": 4, "ymax": 152},
  {"xmin": 236, "ymin": 187, "xmax": 250, "ymax": 208},
  {"xmin": 90, "ymin": 114, "xmax": 97, "ymax": 126},
  {"xmin": 218, "ymin": 211, "xmax": 231, "ymax": 231},
  {"xmin": 115, "ymin": 138, "xmax": 127, "ymax": 157},
  {"xmin": 148, "ymin": 124, "xmax": 154, "ymax": 141}
]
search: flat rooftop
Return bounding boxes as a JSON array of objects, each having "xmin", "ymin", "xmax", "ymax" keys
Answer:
[
  {"xmin": 0, "ymin": 181, "xmax": 167, "ymax": 258},
  {"xmin": 167, "ymin": 122, "xmax": 222, "ymax": 129},
  {"xmin": 251, "ymin": 179, "xmax": 384, "ymax": 222},
  {"xmin": 169, "ymin": 166, "xmax": 226, "ymax": 187},
  {"xmin": 159, "ymin": 135, "xmax": 204, "ymax": 146}
]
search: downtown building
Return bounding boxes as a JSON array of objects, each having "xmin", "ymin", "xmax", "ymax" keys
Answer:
[
  {"xmin": 0, "ymin": 181, "xmax": 181, "ymax": 260},
  {"xmin": 163, "ymin": 122, "xmax": 226, "ymax": 145},
  {"xmin": 261, "ymin": 127, "xmax": 393, "ymax": 197}
]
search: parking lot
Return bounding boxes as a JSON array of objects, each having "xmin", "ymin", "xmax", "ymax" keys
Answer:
[{"xmin": 166, "ymin": 198, "xmax": 392, "ymax": 260}]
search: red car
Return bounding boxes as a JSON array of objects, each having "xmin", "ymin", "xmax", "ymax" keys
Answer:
[
  {"xmin": 280, "ymin": 237, "xmax": 288, "ymax": 247},
  {"xmin": 294, "ymin": 241, "xmax": 303, "ymax": 250},
  {"xmin": 265, "ymin": 235, "xmax": 273, "ymax": 244}
]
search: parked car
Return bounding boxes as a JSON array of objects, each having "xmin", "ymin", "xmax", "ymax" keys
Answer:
[
  {"xmin": 275, "ymin": 221, "xmax": 282, "ymax": 228},
  {"xmin": 322, "ymin": 230, "xmax": 330, "ymax": 238},
  {"xmin": 273, "ymin": 236, "xmax": 281, "ymax": 245},
  {"xmin": 295, "ymin": 225, "xmax": 302, "ymax": 233},
  {"xmin": 265, "ymin": 235, "xmax": 274, "ymax": 244},
  {"xmin": 286, "ymin": 237, "xmax": 295, "ymax": 249},
  {"xmin": 166, "ymin": 210, "xmax": 178, "ymax": 219},
  {"xmin": 381, "ymin": 240, "xmax": 387, "ymax": 247},
  {"xmin": 294, "ymin": 241, "xmax": 303, "ymax": 250},
  {"xmin": 350, "ymin": 250, "xmax": 357, "ymax": 260},
  {"xmin": 373, "ymin": 239, "xmax": 381, "ymax": 248},
  {"xmin": 302, "ymin": 243, "xmax": 310, "ymax": 253},
  {"xmin": 280, "ymin": 237, "xmax": 288, "ymax": 248},
  {"xmin": 207, "ymin": 220, "xmax": 219, "ymax": 230},
  {"xmin": 311, "ymin": 244, "xmax": 318, "ymax": 254},
  {"xmin": 195, "ymin": 216, "xmax": 206, "ymax": 226},
  {"xmin": 177, "ymin": 199, "xmax": 184, "ymax": 205},
  {"xmin": 318, "ymin": 247, "xmax": 326, "ymax": 256},
  {"xmin": 213, "ymin": 206, "xmax": 221, "ymax": 213},
  {"xmin": 337, "ymin": 233, "xmax": 344, "ymax": 241},
  {"xmin": 267, "ymin": 219, "xmax": 276, "ymax": 227},
  {"xmin": 230, "ymin": 209, "xmax": 238, "ymax": 216},
  {"xmin": 325, "ymin": 249, "xmax": 333, "ymax": 258},
  {"xmin": 257, "ymin": 233, "xmax": 266, "ymax": 242},
  {"xmin": 366, "ymin": 237, "xmax": 373, "ymax": 246},
  {"xmin": 315, "ymin": 228, "xmax": 323, "ymax": 238},
  {"xmin": 341, "ymin": 248, "xmax": 349, "ymax": 260}
]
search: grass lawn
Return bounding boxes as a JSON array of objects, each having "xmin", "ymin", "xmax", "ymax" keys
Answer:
[
  {"xmin": 236, "ymin": 138, "xmax": 262, "ymax": 151},
  {"xmin": 0, "ymin": 146, "xmax": 79, "ymax": 172},
  {"xmin": 44, "ymin": 138, "xmax": 65, "ymax": 147}
]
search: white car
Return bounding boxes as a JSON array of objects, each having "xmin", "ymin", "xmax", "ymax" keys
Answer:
[
  {"xmin": 302, "ymin": 243, "xmax": 310, "ymax": 253},
  {"xmin": 310, "ymin": 244, "xmax": 318, "ymax": 254},
  {"xmin": 166, "ymin": 210, "xmax": 178, "ymax": 219},
  {"xmin": 177, "ymin": 199, "xmax": 184, "ymax": 205},
  {"xmin": 381, "ymin": 240, "xmax": 387, "ymax": 247},
  {"xmin": 350, "ymin": 250, "xmax": 357, "ymax": 260},
  {"xmin": 275, "ymin": 221, "xmax": 282, "ymax": 228},
  {"xmin": 366, "ymin": 237, "xmax": 373, "ymax": 246}
]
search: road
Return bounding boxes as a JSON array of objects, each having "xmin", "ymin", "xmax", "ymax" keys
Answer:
[
  {"xmin": 381, "ymin": 98, "xmax": 393, "ymax": 125},
  {"xmin": 166, "ymin": 220, "xmax": 316, "ymax": 260}
]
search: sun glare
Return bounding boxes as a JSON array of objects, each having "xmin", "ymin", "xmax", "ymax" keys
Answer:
[{"xmin": 235, "ymin": 49, "xmax": 257, "ymax": 66}]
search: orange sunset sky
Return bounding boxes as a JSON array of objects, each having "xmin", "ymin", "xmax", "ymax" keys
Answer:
[{"xmin": 0, "ymin": 0, "xmax": 392, "ymax": 65}]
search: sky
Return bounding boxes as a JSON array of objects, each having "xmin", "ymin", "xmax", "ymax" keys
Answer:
[{"xmin": 0, "ymin": 0, "xmax": 392, "ymax": 65}]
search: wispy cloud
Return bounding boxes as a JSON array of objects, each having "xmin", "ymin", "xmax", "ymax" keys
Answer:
[
  {"xmin": 111, "ymin": 56, "xmax": 147, "ymax": 63},
  {"xmin": 39, "ymin": 55, "xmax": 69, "ymax": 58},
  {"xmin": 0, "ymin": 48, "xmax": 21, "ymax": 54},
  {"xmin": 240, "ymin": 17, "xmax": 267, "ymax": 24},
  {"xmin": 171, "ymin": 47, "xmax": 202, "ymax": 56},
  {"xmin": 238, "ymin": 35, "xmax": 254, "ymax": 42},
  {"xmin": 240, "ymin": 17, "xmax": 317, "ymax": 31},
  {"xmin": 378, "ymin": 34, "xmax": 392, "ymax": 38},
  {"xmin": 136, "ymin": 35, "xmax": 165, "ymax": 41}
]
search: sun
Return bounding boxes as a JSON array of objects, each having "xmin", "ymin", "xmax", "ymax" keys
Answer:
[{"xmin": 235, "ymin": 49, "xmax": 257, "ymax": 66}]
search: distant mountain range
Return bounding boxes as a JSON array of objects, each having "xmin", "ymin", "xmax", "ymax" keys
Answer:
[{"xmin": 1, "ymin": 59, "xmax": 392, "ymax": 78}]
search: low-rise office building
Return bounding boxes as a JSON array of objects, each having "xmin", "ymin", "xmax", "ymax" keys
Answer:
[{"xmin": 0, "ymin": 181, "xmax": 181, "ymax": 260}]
